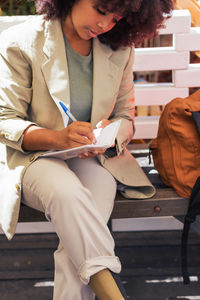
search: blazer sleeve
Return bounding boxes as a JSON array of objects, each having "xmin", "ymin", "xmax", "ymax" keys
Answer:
[
  {"xmin": 110, "ymin": 46, "xmax": 135, "ymax": 153},
  {"xmin": 0, "ymin": 31, "xmax": 36, "ymax": 152}
]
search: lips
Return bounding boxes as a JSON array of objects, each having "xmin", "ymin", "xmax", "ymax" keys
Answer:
[{"xmin": 88, "ymin": 28, "xmax": 102, "ymax": 38}]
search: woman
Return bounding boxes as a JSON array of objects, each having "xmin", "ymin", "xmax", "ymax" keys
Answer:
[{"xmin": 0, "ymin": 0, "xmax": 173, "ymax": 299}]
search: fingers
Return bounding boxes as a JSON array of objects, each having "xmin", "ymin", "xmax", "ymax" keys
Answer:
[
  {"xmin": 73, "ymin": 122, "xmax": 94, "ymax": 142},
  {"xmin": 57, "ymin": 121, "xmax": 111, "ymax": 153},
  {"xmin": 66, "ymin": 121, "xmax": 95, "ymax": 145},
  {"xmin": 96, "ymin": 119, "xmax": 111, "ymax": 129},
  {"xmin": 95, "ymin": 148, "xmax": 106, "ymax": 154},
  {"xmin": 70, "ymin": 133, "xmax": 92, "ymax": 145},
  {"xmin": 78, "ymin": 152, "xmax": 94, "ymax": 159},
  {"xmin": 78, "ymin": 148, "xmax": 106, "ymax": 159}
]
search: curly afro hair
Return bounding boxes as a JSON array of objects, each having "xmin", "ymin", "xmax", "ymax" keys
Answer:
[{"xmin": 35, "ymin": 0, "xmax": 174, "ymax": 50}]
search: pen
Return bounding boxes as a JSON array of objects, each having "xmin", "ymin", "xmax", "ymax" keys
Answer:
[
  {"xmin": 59, "ymin": 101, "xmax": 77, "ymax": 122},
  {"xmin": 59, "ymin": 101, "xmax": 96, "ymax": 145}
]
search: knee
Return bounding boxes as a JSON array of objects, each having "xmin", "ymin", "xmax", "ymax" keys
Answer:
[{"xmin": 45, "ymin": 180, "xmax": 93, "ymax": 218}]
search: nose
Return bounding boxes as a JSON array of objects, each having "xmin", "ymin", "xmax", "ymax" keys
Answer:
[{"xmin": 97, "ymin": 14, "xmax": 115, "ymax": 31}]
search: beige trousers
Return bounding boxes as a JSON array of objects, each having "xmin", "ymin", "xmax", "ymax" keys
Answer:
[{"xmin": 22, "ymin": 156, "xmax": 121, "ymax": 300}]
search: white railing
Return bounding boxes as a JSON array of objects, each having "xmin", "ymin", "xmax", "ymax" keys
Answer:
[
  {"xmin": 134, "ymin": 9, "xmax": 200, "ymax": 139},
  {"xmin": 0, "ymin": 10, "xmax": 200, "ymax": 139}
]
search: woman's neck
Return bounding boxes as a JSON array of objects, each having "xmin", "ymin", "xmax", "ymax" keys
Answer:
[{"xmin": 61, "ymin": 16, "xmax": 92, "ymax": 56}]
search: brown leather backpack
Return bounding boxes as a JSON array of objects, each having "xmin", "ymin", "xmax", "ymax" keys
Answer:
[
  {"xmin": 150, "ymin": 89, "xmax": 200, "ymax": 199},
  {"xmin": 151, "ymin": 89, "xmax": 200, "ymax": 285}
]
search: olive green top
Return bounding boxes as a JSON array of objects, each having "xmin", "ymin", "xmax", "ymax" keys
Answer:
[{"xmin": 64, "ymin": 36, "xmax": 93, "ymax": 122}]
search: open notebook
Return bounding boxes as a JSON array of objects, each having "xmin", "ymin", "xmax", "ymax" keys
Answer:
[{"xmin": 40, "ymin": 119, "xmax": 121, "ymax": 160}]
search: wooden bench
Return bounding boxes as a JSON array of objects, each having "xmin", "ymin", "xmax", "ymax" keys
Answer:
[
  {"xmin": 19, "ymin": 188, "xmax": 189, "ymax": 221},
  {"xmin": 0, "ymin": 10, "xmax": 200, "ymax": 228}
]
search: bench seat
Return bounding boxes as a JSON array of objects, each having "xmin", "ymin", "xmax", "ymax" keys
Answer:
[
  {"xmin": 18, "ymin": 146, "xmax": 189, "ymax": 223},
  {"xmin": 19, "ymin": 187, "xmax": 189, "ymax": 222}
]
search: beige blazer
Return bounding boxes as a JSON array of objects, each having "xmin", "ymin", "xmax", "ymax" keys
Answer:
[{"xmin": 0, "ymin": 15, "xmax": 154, "ymax": 240}]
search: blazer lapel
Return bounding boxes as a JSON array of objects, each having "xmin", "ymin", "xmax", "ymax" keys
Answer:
[
  {"xmin": 41, "ymin": 19, "xmax": 70, "ymax": 127},
  {"xmin": 41, "ymin": 23, "xmax": 119, "ymax": 128},
  {"xmin": 91, "ymin": 38, "xmax": 119, "ymax": 127}
]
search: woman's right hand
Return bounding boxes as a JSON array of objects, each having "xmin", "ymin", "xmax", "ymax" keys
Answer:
[
  {"xmin": 56, "ymin": 121, "xmax": 95, "ymax": 150},
  {"xmin": 22, "ymin": 122, "xmax": 95, "ymax": 152}
]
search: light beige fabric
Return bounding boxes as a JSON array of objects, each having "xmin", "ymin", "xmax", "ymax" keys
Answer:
[
  {"xmin": 98, "ymin": 148, "xmax": 156, "ymax": 199},
  {"xmin": 0, "ymin": 15, "xmax": 153, "ymax": 240},
  {"xmin": 22, "ymin": 157, "xmax": 121, "ymax": 300}
]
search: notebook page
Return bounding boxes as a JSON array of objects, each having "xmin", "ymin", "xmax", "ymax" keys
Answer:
[{"xmin": 93, "ymin": 119, "xmax": 121, "ymax": 147}]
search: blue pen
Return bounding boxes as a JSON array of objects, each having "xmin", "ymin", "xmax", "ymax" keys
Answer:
[{"xmin": 59, "ymin": 101, "xmax": 77, "ymax": 122}]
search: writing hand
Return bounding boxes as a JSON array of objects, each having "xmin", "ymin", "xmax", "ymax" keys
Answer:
[
  {"xmin": 78, "ymin": 119, "xmax": 113, "ymax": 159},
  {"xmin": 56, "ymin": 121, "xmax": 95, "ymax": 150}
]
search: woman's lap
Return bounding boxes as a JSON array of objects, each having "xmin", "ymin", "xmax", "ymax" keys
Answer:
[
  {"xmin": 22, "ymin": 156, "xmax": 117, "ymax": 222},
  {"xmin": 21, "ymin": 156, "xmax": 120, "ymax": 284}
]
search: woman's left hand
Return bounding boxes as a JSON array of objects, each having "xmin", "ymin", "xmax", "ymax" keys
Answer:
[
  {"xmin": 78, "ymin": 147, "xmax": 106, "ymax": 159},
  {"xmin": 78, "ymin": 119, "xmax": 111, "ymax": 159},
  {"xmin": 96, "ymin": 119, "xmax": 111, "ymax": 129}
]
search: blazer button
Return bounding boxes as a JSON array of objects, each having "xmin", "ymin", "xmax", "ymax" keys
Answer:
[
  {"xmin": 0, "ymin": 131, "xmax": 5, "ymax": 138},
  {"xmin": 15, "ymin": 184, "xmax": 20, "ymax": 192}
]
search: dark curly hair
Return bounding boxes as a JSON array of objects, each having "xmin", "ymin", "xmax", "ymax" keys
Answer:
[{"xmin": 35, "ymin": 0, "xmax": 174, "ymax": 50}]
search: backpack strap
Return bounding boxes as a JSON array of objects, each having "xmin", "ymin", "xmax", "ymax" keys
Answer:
[
  {"xmin": 192, "ymin": 111, "xmax": 200, "ymax": 136},
  {"xmin": 181, "ymin": 176, "xmax": 200, "ymax": 284}
]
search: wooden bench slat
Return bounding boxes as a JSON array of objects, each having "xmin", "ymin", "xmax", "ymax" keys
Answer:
[
  {"xmin": 19, "ymin": 205, "xmax": 47, "ymax": 222},
  {"xmin": 19, "ymin": 188, "xmax": 189, "ymax": 222},
  {"xmin": 111, "ymin": 188, "xmax": 189, "ymax": 218}
]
